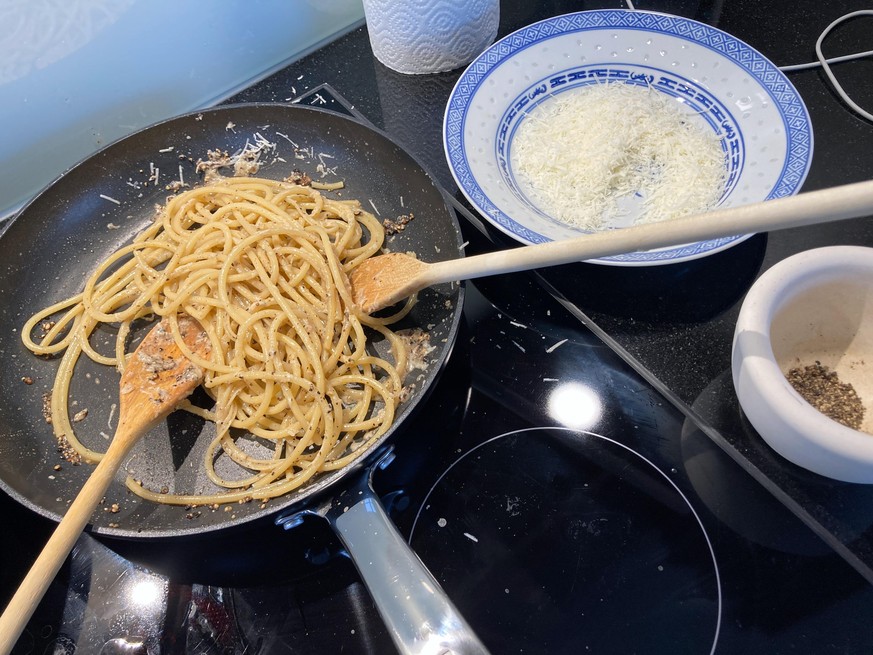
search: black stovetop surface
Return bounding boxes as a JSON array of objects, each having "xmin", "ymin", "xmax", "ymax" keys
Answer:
[
  {"xmin": 5, "ymin": 264, "xmax": 872, "ymax": 654},
  {"xmin": 4, "ymin": 1, "xmax": 873, "ymax": 652}
]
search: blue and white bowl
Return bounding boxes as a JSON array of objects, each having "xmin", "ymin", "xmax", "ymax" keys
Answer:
[{"xmin": 443, "ymin": 10, "xmax": 814, "ymax": 266}]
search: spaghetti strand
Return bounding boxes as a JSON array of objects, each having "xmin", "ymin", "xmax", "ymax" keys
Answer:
[{"xmin": 24, "ymin": 177, "xmax": 413, "ymax": 506}]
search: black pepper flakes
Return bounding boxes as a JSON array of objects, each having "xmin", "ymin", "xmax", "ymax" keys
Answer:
[
  {"xmin": 285, "ymin": 169, "xmax": 312, "ymax": 186},
  {"xmin": 41, "ymin": 393, "xmax": 53, "ymax": 424},
  {"xmin": 787, "ymin": 362, "xmax": 866, "ymax": 430},
  {"xmin": 382, "ymin": 212, "xmax": 415, "ymax": 235},
  {"xmin": 56, "ymin": 434, "xmax": 82, "ymax": 465}
]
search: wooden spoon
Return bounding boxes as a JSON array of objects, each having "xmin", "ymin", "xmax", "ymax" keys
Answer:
[
  {"xmin": 351, "ymin": 179, "xmax": 873, "ymax": 314},
  {"xmin": 0, "ymin": 314, "xmax": 211, "ymax": 653}
]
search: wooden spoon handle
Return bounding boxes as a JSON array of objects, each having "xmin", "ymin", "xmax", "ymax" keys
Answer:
[
  {"xmin": 0, "ymin": 444, "xmax": 128, "ymax": 654},
  {"xmin": 424, "ymin": 179, "xmax": 873, "ymax": 285}
]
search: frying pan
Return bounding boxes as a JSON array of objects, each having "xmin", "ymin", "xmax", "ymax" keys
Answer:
[{"xmin": 0, "ymin": 104, "xmax": 486, "ymax": 654}]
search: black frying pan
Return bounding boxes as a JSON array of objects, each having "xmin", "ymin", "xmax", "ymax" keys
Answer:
[{"xmin": 0, "ymin": 104, "xmax": 487, "ymax": 653}]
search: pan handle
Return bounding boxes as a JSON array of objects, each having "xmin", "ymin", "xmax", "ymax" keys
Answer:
[
  {"xmin": 285, "ymin": 453, "xmax": 491, "ymax": 655},
  {"xmin": 331, "ymin": 478, "xmax": 490, "ymax": 655}
]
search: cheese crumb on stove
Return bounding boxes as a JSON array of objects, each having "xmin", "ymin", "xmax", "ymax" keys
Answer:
[
  {"xmin": 546, "ymin": 338, "xmax": 568, "ymax": 354},
  {"xmin": 511, "ymin": 82, "xmax": 726, "ymax": 230}
]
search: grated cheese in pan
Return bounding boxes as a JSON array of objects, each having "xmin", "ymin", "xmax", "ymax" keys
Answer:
[{"xmin": 510, "ymin": 83, "xmax": 727, "ymax": 230}]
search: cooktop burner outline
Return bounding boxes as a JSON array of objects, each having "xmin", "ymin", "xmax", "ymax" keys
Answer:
[{"xmin": 409, "ymin": 426, "xmax": 723, "ymax": 654}]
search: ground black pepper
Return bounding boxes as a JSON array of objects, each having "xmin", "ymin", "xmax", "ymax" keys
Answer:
[
  {"xmin": 786, "ymin": 361, "xmax": 866, "ymax": 431},
  {"xmin": 382, "ymin": 212, "xmax": 415, "ymax": 234}
]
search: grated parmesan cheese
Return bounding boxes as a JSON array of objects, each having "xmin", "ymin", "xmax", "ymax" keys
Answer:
[{"xmin": 511, "ymin": 83, "xmax": 727, "ymax": 230}]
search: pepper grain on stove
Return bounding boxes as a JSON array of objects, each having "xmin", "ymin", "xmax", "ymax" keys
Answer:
[{"xmin": 786, "ymin": 362, "xmax": 866, "ymax": 431}]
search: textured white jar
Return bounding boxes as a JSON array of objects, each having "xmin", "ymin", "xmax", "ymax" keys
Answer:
[{"xmin": 362, "ymin": 0, "xmax": 499, "ymax": 74}]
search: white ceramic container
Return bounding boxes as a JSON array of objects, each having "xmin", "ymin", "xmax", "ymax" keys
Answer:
[{"xmin": 732, "ymin": 246, "xmax": 873, "ymax": 483}]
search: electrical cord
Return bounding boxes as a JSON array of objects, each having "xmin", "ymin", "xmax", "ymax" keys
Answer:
[
  {"xmin": 621, "ymin": 2, "xmax": 872, "ymax": 121},
  {"xmin": 795, "ymin": 9, "xmax": 873, "ymax": 122}
]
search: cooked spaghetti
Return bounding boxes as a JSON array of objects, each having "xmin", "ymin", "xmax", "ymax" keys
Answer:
[{"xmin": 22, "ymin": 177, "xmax": 413, "ymax": 505}]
